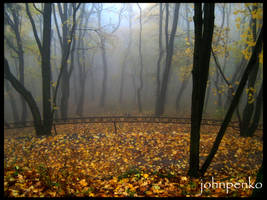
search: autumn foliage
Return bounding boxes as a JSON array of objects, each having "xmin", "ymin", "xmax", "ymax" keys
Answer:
[{"xmin": 4, "ymin": 122, "xmax": 262, "ymax": 197}]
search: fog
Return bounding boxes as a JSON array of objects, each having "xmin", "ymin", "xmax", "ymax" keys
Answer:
[{"xmin": 4, "ymin": 3, "xmax": 263, "ymax": 123}]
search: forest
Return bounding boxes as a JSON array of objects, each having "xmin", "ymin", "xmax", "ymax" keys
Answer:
[{"xmin": 4, "ymin": 3, "xmax": 263, "ymax": 197}]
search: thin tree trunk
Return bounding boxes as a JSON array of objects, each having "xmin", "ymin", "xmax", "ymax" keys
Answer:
[
  {"xmin": 119, "ymin": 5, "xmax": 132, "ymax": 104},
  {"xmin": 89, "ymin": 69, "xmax": 95, "ymax": 101},
  {"xmin": 99, "ymin": 44, "xmax": 108, "ymax": 107},
  {"xmin": 52, "ymin": 30, "xmax": 59, "ymax": 120},
  {"xmin": 131, "ymin": 73, "xmax": 137, "ymax": 105},
  {"xmin": 5, "ymin": 58, "xmax": 44, "ymax": 135},
  {"xmin": 137, "ymin": 3, "xmax": 144, "ymax": 113},
  {"xmin": 155, "ymin": 3, "xmax": 163, "ymax": 112},
  {"xmin": 5, "ymin": 4, "xmax": 27, "ymax": 124},
  {"xmin": 176, "ymin": 4, "xmax": 191, "ymax": 112},
  {"xmin": 155, "ymin": 3, "xmax": 180, "ymax": 116},
  {"xmin": 96, "ymin": 5, "xmax": 108, "ymax": 108}
]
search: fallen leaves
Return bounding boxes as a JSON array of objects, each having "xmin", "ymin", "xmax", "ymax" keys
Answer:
[{"xmin": 4, "ymin": 122, "xmax": 263, "ymax": 197}]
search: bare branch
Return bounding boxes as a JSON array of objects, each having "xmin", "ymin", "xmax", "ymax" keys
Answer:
[
  {"xmin": 33, "ymin": 3, "xmax": 44, "ymax": 14},
  {"xmin": 52, "ymin": 3, "xmax": 63, "ymax": 48},
  {"xmin": 111, "ymin": 4, "xmax": 125, "ymax": 33},
  {"xmin": 5, "ymin": 37, "xmax": 20, "ymax": 54},
  {"xmin": 25, "ymin": 3, "xmax": 42, "ymax": 52},
  {"xmin": 211, "ymin": 47, "xmax": 231, "ymax": 86}
]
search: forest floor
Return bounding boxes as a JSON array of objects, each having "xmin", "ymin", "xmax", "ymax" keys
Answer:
[{"xmin": 4, "ymin": 122, "xmax": 263, "ymax": 197}]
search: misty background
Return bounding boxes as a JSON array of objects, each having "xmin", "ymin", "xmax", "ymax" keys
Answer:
[{"xmin": 4, "ymin": 3, "xmax": 263, "ymax": 123}]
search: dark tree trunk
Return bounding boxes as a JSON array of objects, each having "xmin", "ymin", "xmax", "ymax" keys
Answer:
[
  {"xmin": 200, "ymin": 27, "xmax": 262, "ymax": 176},
  {"xmin": 5, "ymin": 58, "xmax": 44, "ymax": 135},
  {"xmin": 240, "ymin": 4, "xmax": 260, "ymax": 137},
  {"xmin": 155, "ymin": 3, "xmax": 180, "ymax": 116},
  {"xmin": 25, "ymin": 3, "xmax": 53, "ymax": 136},
  {"xmin": 243, "ymin": 82, "xmax": 262, "ymax": 137},
  {"xmin": 41, "ymin": 3, "xmax": 52, "ymax": 134},
  {"xmin": 188, "ymin": 3, "xmax": 215, "ymax": 178}
]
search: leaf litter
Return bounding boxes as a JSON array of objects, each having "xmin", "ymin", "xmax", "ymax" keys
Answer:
[{"xmin": 4, "ymin": 122, "xmax": 262, "ymax": 197}]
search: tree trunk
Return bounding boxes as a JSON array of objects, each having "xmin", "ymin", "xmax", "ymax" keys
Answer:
[
  {"xmin": 176, "ymin": 78, "xmax": 190, "ymax": 112},
  {"xmin": 200, "ymin": 27, "xmax": 262, "ymax": 176},
  {"xmin": 25, "ymin": 3, "xmax": 53, "ymax": 136},
  {"xmin": 89, "ymin": 69, "xmax": 95, "ymax": 101},
  {"xmin": 41, "ymin": 3, "xmax": 52, "ymax": 134},
  {"xmin": 119, "ymin": 5, "xmax": 132, "ymax": 104},
  {"xmin": 155, "ymin": 3, "xmax": 163, "ymax": 109},
  {"xmin": 240, "ymin": 4, "xmax": 260, "ymax": 137},
  {"xmin": 5, "ymin": 81, "xmax": 19, "ymax": 122},
  {"xmin": 137, "ymin": 4, "xmax": 144, "ymax": 113},
  {"xmin": 188, "ymin": 3, "xmax": 215, "ymax": 178},
  {"xmin": 51, "ymin": 3, "xmax": 80, "ymax": 121},
  {"xmin": 76, "ymin": 78, "xmax": 86, "ymax": 116},
  {"xmin": 60, "ymin": 71, "xmax": 70, "ymax": 119},
  {"xmin": 5, "ymin": 4, "xmax": 27, "ymax": 124},
  {"xmin": 59, "ymin": 4, "xmax": 70, "ymax": 119},
  {"xmin": 55, "ymin": 3, "xmax": 80, "ymax": 119},
  {"xmin": 245, "ymin": 82, "xmax": 262, "ymax": 137},
  {"xmin": 5, "ymin": 58, "xmax": 44, "ymax": 136},
  {"xmin": 52, "ymin": 30, "xmax": 59, "ymax": 120},
  {"xmin": 99, "ymin": 44, "xmax": 108, "ymax": 107},
  {"xmin": 176, "ymin": 4, "xmax": 191, "ymax": 112},
  {"xmin": 96, "ymin": 6, "xmax": 108, "ymax": 108},
  {"xmin": 155, "ymin": 3, "xmax": 180, "ymax": 116}
]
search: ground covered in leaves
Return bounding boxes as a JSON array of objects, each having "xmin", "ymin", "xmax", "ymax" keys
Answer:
[{"xmin": 4, "ymin": 122, "xmax": 263, "ymax": 197}]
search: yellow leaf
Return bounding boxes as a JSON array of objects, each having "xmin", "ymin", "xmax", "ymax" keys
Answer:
[
  {"xmin": 146, "ymin": 191, "xmax": 153, "ymax": 195},
  {"xmin": 143, "ymin": 174, "xmax": 149, "ymax": 179},
  {"xmin": 79, "ymin": 179, "xmax": 88, "ymax": 187},
  {"xmin": 10, "ymin": 189, "xmax": 20, "ymax": 197}
]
